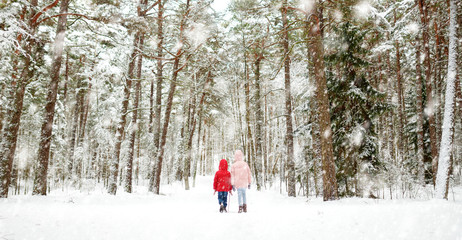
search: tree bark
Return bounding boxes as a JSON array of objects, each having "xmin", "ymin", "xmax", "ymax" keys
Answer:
[
  {"xmin": 33, "ymin": 0, "xmax": 69, "ymax": 195},
  {"xmin": 76, "ymin": 71, "xmax": 92, "ymax": 180},
  {"xmin": 244, "ymin": 49, "xmax": 255, "ymax": 179},
  {"xmin": 415, "ymin": 39, "xmax": 425, "ymax": 184},
  {"xmin": 0, "ymin": 85, "xmax": 4, "ymax": 137},
  {"xmin": 153, "ymin": 56, "xmax": 179, "ymax": 194},
  {"xmin": 192, "ymin": 106, "xmax": 204, "ymax": 187},
  {"xmin": 309, "ymin": 3, "xmax": 338, "ymax": 201},
  {"xmin": 434, "ymin": 20, "xmax": 443, "ymax": 144},
  {"xmin": 181, "ymin": 82, "xmax": 194, "ymax": 186},
  {"xmin": 282, "ymin": 0, "xmax": 296, "ymax": 197},
  {"xmin": 0, "ymin": 0, "xmax": 40, "ymax": 198},
  {"xmin": 124, "ymin": 0, "xmax": 149, "ymax": 193},
  {"xmin": 125, "ymin": 34, "xmax": 144, "ymax": 193},
  {"xmin": 305, "ymin": 18, "xmax": 321, "ymax": 197},
  {"xmin": 418, "ymin": 0, "xmax": 439, "ymax": 185},
  {"xmin": 67, "ymin": 68, "xmax": 86, "ymax": 179},
  {"xmin": 254, "ymin": 54, "xmax": 264, "ymax": 191},
  {"xmin": 153, "ymin": 0, "xmax": 189, "ymax": 194},
  {"xmin": 184, "ymin": 71, "xmax": 212, "ymax": 190},
  {"xmin": 0, "ymin": 80, "xmax": 27, "ymax": 198},
  {"xmin": 107, "ymin": 33, "xmax": 139, "ymax": 195},
  {"xmin": 435, "ymin": 0, "xmax": 457, "ymax": 200},
  {"xmin": 149, "ymin": 0, "xmax": 165, "ymax": 192},
  {"xmin": 395, "ymin": 40, "xmax": 406, "ymax": 162},
  {"xmin": 385, "ymin": 53, "xmax": 396, "ymax": 164}
]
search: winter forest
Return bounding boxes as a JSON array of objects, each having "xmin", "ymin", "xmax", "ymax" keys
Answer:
[
  {"xmin": 1, "ymin": 0, "xmax": 462, "ymax": 238},
  {"xmin": 1, "ymin": 0, "xmax": 462, "ymax": 200}
]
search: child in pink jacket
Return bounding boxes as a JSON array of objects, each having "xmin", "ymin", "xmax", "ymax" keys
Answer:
[{"xmin": 230, "ymin": 150, "xmax": 251, "ymax": 213}]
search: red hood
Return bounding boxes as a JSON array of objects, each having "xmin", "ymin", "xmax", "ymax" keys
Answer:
[{"xmin": 219, "ymin": 159, "xmax": 228, "ymax": 171}]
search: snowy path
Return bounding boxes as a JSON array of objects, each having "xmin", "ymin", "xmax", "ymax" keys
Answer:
[{"xmin": 1, "ymin": 176, "xmax": 461, "ymax": 240}]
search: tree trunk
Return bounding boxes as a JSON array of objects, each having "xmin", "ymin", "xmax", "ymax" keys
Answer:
[
  {"xmin": 0, "ymin": 81, "xmax": 27, "ymax": 198},
  {"xmin": 254, "ymin": 55, "xmax": 264, "ymax": 191},
  {"xmin": 75, "ymin": 70, "xmax": 92, "ymax": 180},
  {"xmin": 282, "ymin": 0, "xmax": 296, "ymax": 197},
  {"xmin": 181, "ymin": 83, "xmax": 194, "ymax": 187},
  {"xmin": 33, "ymin": 0, "xmax": 69, "ymax": 195},
  {"xmin": 434, "ymin": 20, "xmax": 443, "ymax": 144},
  {"xmin": 125, "ymin": 34, "xmax": 144, "ymax": 193},
  {"xmin": 184, "ymin": 71, "xmax": 212, "ymax": 190},
  {"xmin": 149, "ymin": 0, "xmax": 165, "ymax": 192},
  {"xmin": 153, "ymin": 56, "xmax": 179, "ymax": 194},
  {"xmin": 153, "ymin": 0, "xmax": 190, "ymax": 194},
  {"xmin": 263, "ymin": 86, "xmax": 269, "ymax": 187},
  {"xmin": 418, "ymin": 0, "xmax": 439, "ymax": 185},
  {"xmin": 309, "ymin": 3, "xmax": 338, "ymax": 201},
  {"xmin": 0, "ymin": 85, "xmax": 4, "ymax": 137},
  {"xmin": 192, "ymin": 106, "xmax": 204, "ymax": 187},
  {"xmin": 244, "ymin": 52, "xmax": 255, "ymax": 181},
  {"xmin": 415, "ymin": 39, "xmax": 425, "ymax": 185},
  {"xmin": 395, "ymin": 40, "xmax": 406, "ymax": 163},
  {"xmin": 67, "ymin": 71, "xmax": 86, "ymax": 179},
  {"xmin": 107, "ymin": 34, "xmax": 139, "ymax": 195},
  {"xmin": 435, "ymin": 0, "xmax": 457, "ymax": 200},
  {"xmin": 305, "ymin": 18, "xmax": 321, "ymax": 197},
  {"xmin": 125, "ymin": 0, "xmax": 149, "ymax": 191},
  {"xmin": 244, "ymin": 46, "xmax": 255, "ymax": 178},
  {"xmin": 385, "ymin": 53, "xmax": 396, "ymax": 163},
  {"xmin": 0, "ymin": 0, "xmax": 39, "ymax": 198}
]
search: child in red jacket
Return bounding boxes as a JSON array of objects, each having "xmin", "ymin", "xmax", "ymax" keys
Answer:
[{"xmin": 213, "ymin": 159, "xmax": 233, "ymax": 213}]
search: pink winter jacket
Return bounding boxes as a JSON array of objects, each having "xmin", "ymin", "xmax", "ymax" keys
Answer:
[{"xmin": 230, "ymin": 150, "xmax": 251, "ymax": 188}]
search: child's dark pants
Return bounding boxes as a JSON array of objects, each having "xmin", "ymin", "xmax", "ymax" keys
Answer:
[{"xmin": 218, "ymin": 191, "xmax": 228, "ymax": 208}]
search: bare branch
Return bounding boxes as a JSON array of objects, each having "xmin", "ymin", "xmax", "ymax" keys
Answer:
[
  {"xmin": 31, "ymin": 0, "xmax": 61, "ymax": 27},
  {"xmin": 35, "ymin": 13, "xmax": 96, "ymax": 26},
  {"xmin": 288, "ymin": 6, "xmax": 308, "ymax": 15},
  {"xmin": 141, "ymin": 0, "xmax": 161, "ymax": 16}
]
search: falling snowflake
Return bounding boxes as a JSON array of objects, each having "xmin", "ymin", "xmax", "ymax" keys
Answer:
[
  {"xmin": 186, "ymin": 23, "xmax": 210, "ymax": 48},
  {"xmin": 405, "ymin": 22, "xmax": 420, "ymax": 35},
  {"xmin": 354, "ymin": 1, "xmax": 373, "ymax": 20},
  {"xmin": 298, "ymin": 0, "xmax": 315, "ymax": 13},
  {"xmin": 323, "ymin": 128, "xmax": 332, "ymax": 139}
]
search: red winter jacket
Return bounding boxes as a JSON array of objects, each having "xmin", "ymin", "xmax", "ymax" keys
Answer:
[{"xmin": 213, "ymin": 159, "xmax": 232, "ymax": 192}]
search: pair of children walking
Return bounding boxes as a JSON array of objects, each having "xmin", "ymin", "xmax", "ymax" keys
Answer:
[{"xmin": 213, "ymin": 150, "xmax": 251, "ymax": 213}]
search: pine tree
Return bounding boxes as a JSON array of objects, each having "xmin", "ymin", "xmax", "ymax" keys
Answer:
[
  {"xmin": 307, "ymin": 1, "xmax": 338, "ymax": 201},
  {"xmin": 0, "ymin": 0, "xmax": 43, "ymax": 198},
  {"xmin": 281, "ymin": 0, "xmax": 296, "ymax": 197},
  {"xmin": 325, "ymin": 22, "xmax": 387, "ymax": 197},
  {"xmin": 33, "ymin": 0, "xmax": 70, "ymax": 195}
]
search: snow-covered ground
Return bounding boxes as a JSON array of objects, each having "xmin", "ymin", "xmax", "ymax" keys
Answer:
[{"xmin": 1, "ymin": 176, "xmax": 461, "ymax": 240}]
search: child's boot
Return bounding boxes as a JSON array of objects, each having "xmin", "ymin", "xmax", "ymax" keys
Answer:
[
  {"xmin": 238, "ymin": 206, "xmax": 243, "ymax": 213},
  {"xmin": 243, "ymin": 204, "xmax": 247, "ymax": 213},
  {"xmin": 219, "ymin": 204, "xmax": 224, "ymax": 213}
]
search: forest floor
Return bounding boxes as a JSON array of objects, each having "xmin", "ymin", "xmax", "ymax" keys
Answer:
[{"xmin": 1, "ymin": 176, "xmax": 461, "ymax": 240}]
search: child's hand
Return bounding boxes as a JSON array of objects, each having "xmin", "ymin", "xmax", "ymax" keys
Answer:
[
  {"xmin": 229, "ymin": 191, "xmax": 233, "ymax": 196},
  {"xmin": 213, "ymin": 190, "xmax": 216, "ymax": 195}
]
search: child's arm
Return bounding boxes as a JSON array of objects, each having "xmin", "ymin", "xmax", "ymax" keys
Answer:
[
  {"xmin": 230, "ymin": 165, "xmax": 235, "ymax": 186},
  {"xmin": 227, "ymin": 172, "xmax": 233, "ymax": 192},
  {"xmin": 213, "ymin": 172, "xmax": 218, "ymax": 192},
  {"xmin": 247, "ymin": 163, "xmax": 252, "ymax": 184}
]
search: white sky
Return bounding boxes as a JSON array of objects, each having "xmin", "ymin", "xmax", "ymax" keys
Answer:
[{"xmin": 211, "ymin": 0, "xmax": 231, "ymax": 12}]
